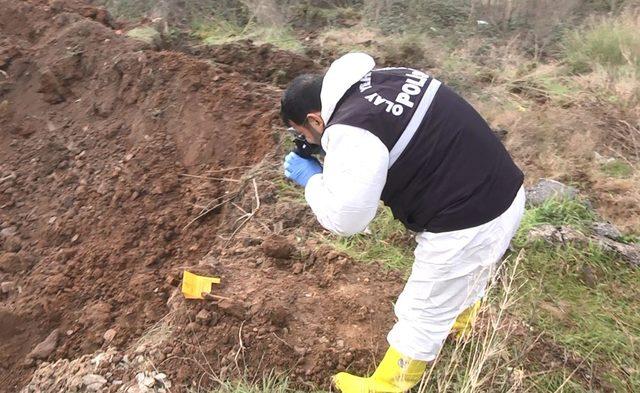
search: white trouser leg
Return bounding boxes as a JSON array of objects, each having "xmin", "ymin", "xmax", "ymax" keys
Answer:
[{"xmin": 387, "ymin": 187, "xmax": 526, "ymax": 361}]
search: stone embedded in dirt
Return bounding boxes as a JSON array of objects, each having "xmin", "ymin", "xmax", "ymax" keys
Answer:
[
  {"xmin": 261, "ymin": 235, "xmax": 296, "ymax": 259},
  {"xmin": 528, "ymin": 224, "xmax": 640, "ymax": 268},
  {"xmin": 526, "ymin": 178, "xmax": 578, "ymax": 206},
  {"xmin": 0, "ymin": 226, "xmax": 17, "ymax": 237},
  {"xmin": 217, "ymin": 299, "xmax": 246, "ymax": 319},
  {"xmin": 599, "ymin": 238, "xmax": 640, "ymax": 267},
  {"xmin": 292, "ymin": 262, "xmax": 304, "ymax": 274},
  {"xmin": 28, "ymin": 329, "xmax": 60, "ymax": 360},
  {"xmin": 527, "ymin": 224, "xmax": 588, "ymax": 245},
  {"xmin": 0, "ymin": 252, "xmax": 28, "ymax": 273},
  {"xmin": 195, "ymin": 309, "xmax": 211, "ymax": 323},
  {"xmin": 3, "ymin": 235, "xmax": 22, "ymax": 252},
  {"xmin": 592, "ymin": 222, "xmax": 622, "ymax": 240},
  {"xmin": 1, "ymin": 280, "xmax": 16, "ymax": 293},
  {"xmin": 83, "ymin": 301, "xmax": 113, "ymax": 325},
  {"xmin": 103, "ymin": 328, "xmax": 116, "ymax": 343},
  {"xmin": 185, "ymin": 321, "xmax": 198, "ymax": 333},
  {"xmin": 82, "ymin": 373, "xmax": 107, "ymax": 391},
  {"xmin": 267, "ymin": 304, "xmax": 289, "ymax": 328}
]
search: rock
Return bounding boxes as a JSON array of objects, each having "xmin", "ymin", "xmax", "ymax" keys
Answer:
[
  {"xmin": 96, "ymin": 180, "xmax": 109, "ymax": 195},
  {"xmin": 126, "ymin": 26, "xmax": 162, "ymax": 48},
  {"xmin": 3, "ymin": 235, "xmax": 22, "ymax": 252},
  {"xmin": 195, "ymin": 309, "xmax": 211, "ymax": 323},
  {"xmin": 262, "ymin": 235, "xmax": 296, "ymax": 259},
  {"xmin": 185, "ymin": 321, "xmax": 198, "ymax": 333},
  {"xmin": 267, "ymin": 305, "xmax": 289, "ymax": 327},
  {"xmin": 103, "ymin": 329, "xmax": 116, "ymax": 343},
  {"xmin": 527, "ymin": 225, "xmax": 588, "ymax": 245},
  {"xmin": 0, "ymin": 252, "xmax": 33, "ymax": 273},
  {"xmin": 292, "ymin": 262, "xmax": 303, "ymax": 274},
  {"xmin": 592, "ymin": 222, "xmax": 622, "ymax": 240},
  {"xmin": 217, "ymin": 299, "xmax": 246, "ymax": 319},
  {"xmin": 1, "ymin": 280, "xmax": 16, "ymax": 293},
  {"xmin": 0, "ymin": 226, "xmax": 17, "ymax": 237},
  {"xmin": 599, "ymin": 238, "xmax": 640, "ymax": 267},
  {"xmin": 28, "ymin": 329, "xmax": 60, "ymax": 359},
  {"xmin": 527, "ymin": 225, "xmax": 639, "ymax": 268},
  {"xmin": 82, "ymin": 374, "xmax": 107, "ymax": 391},
  {"xmin": 142, "ymin": 375, "xmax": 155, "ymax": 387},
  {"xmin": 526, "ymin": 179, "xmax": 578, "ymax": 206}
]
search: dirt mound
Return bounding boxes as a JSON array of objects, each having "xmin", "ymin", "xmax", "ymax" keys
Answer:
[
  {"xmin": 0, "ymin": 1, "xmax": 405, "ymax": 391},
  {"xmin": 184, "ymin": 40, "xmax": 322, "ymax": 87}
]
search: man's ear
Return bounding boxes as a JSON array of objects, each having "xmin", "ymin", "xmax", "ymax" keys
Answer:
[{"xmin": 306, "ymin": 112, "xmax": 324, "ymax": 130}]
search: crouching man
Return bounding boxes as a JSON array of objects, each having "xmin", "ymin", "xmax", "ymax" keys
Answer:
[{"xmin": 280, "ymin": 53, "xmax": 525, "ymax": 393}]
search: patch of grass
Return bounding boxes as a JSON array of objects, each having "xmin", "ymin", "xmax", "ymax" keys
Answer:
[
  {"xmin": 513, "ymin": 242, "xmax": 640, "ymax": 390},
  {"xmin": 126, "ymin": 26, "xmax": 161, "ymax": 45},
  {"xmin": 515, "ymin": 198, "xmax": 596, "ymax": 246},
  {"xmin": 563, "ymin": 14, "xmax": 640, "ymax": 75},
  {"xmin": 323, "ymin": 206, "xmax": 414, "ymax": 271},
  {"xmin": 103, "ymin": 0, "xmax": 156, "ymax": 20},
  {"xmin": 525, "ymin": 369, "xmax": 587, "ymax": 393},
  {"xmin": 274, "ymin": 177, "xmax": 305, "ymax": 203},
  {"xmin": 619, "ymin": 233, "xmax": 640, "ymax": 244},
  {"xmin": 600, "ymin": 159, "xmax": 634, "ymax": 178},
  {"xmin": 205, "ymin": 377, "xmax": 297, "ymax": 393},
  {"xmin": 192, "ymin": 18, "xmax": 303, "ymax": 52},
  {"xmin": 503, "ymin": 65, "xmax": 580, "ymax": 106}
]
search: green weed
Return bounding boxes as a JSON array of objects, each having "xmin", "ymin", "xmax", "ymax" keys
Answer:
[
  {"xmin": 514, "ymin": 242, "xmax": 640, "ymax": 390},
  {"xmin": 192, "ymin": 18, "xmax": 303, "ymax": 52},
  {"xmin": 274, "ymin": 177, "xmax": 305, "ymax": 203},
  {"xmin": 514, "ymin": 198, "xmax": 596, "ymax": 246},
  {"xmin": 600, "ymin": 159, "xmax": 634, "ymax": 178},
  {"xmin": 563, "ymin": 15, "xmax": 640, "ymax": 75},
  {"xmin": 323, "ymin": 206, "xmax": 414, "ymax": 271},
  {"xmin": 206, "ymin": 377, "xmax": 296, "ymax": 393},
  {"xmin": 125, "ymin": 26, "xmax": 161, "ymax": 45},
  {"xmin": 102, "ymin": 0, "xmax": 156, "ymax": 19}
]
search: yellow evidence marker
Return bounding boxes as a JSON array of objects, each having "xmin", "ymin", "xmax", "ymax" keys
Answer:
[{"xmin": 181, "ymin": 271, "xmax": 221, "ymax": 299}]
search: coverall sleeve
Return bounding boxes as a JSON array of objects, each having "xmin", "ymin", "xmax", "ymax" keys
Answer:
[{"xmin": 305, "ymin": 124, "xmax": 389, "ymax": 236}]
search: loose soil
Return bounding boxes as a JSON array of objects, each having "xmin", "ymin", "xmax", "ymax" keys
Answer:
[{"xmin": 0, "ymin": 1, "xmax": 404, "ymax": 391}]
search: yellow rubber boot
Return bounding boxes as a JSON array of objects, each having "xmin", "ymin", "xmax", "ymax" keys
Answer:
[
  {"xmin": 451, "ymin": 300, "xmax": 481, "ymax": 340},
  {"xmin": 333, "ymin": 347, "xmax": 427, "ymax": 393}
]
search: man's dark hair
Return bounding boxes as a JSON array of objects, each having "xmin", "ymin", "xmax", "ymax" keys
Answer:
[{"xmin": 280, "ymin": 74, "xmax": 324, "ymax": 126}]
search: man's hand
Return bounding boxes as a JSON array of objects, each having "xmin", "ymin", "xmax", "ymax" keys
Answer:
[{"xmin": 283, "ymin": 151, "xmax": 322, "ymax": 187}]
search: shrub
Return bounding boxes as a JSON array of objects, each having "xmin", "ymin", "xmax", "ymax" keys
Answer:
[{"xmin": 563, "ymin": 13, "xmax": 640, "ymax": 75}]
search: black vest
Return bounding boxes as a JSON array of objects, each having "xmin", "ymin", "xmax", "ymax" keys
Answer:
[{"xmin": 327, "ymin": 68, "xmax": 524, "ymax": 233}]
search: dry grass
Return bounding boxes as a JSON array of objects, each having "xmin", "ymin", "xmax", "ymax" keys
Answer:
[{"xmin": 417, "ymin": 252, "xmax": 526, "ymax": 392}]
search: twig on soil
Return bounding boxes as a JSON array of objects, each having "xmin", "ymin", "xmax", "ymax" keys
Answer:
[
  {"xmin": 180, "ymin": 173, "xmax": 240, "ymax": 183},
  {"xmin": 202, "ymin": 293, "xmax": 231, "ymax": 301},
  {"xmin": 207, "ymin": 165, "xmax": 252, "ymax": 174},
  {"xmin": 219, "ymin": 178, "xmax": 261, "ymax": 244},
  {"xmin": 270, "ymin": 332, "xmax": 295, "ymax": 349},
  {"xmin": 183, "ymin": 155, "xmax": 274, "ymax": 230},
  {"xmin": 234, "ymin": 321, "xmax": 246, "ymax": 366},
  {"xmin": 0, "ymin": 172, "xmax": 16, "ymax": 184},
  {"xmin": 183, "ymin": 194, "xmax": 235, "ymax": 229}
]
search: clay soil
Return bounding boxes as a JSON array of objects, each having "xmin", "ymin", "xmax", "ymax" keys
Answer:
[{"xmin": 0, "ymin": 1, "xmax": 406, "ymax": 391}]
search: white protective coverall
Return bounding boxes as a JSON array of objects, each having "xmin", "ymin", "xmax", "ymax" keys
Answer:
[{"xmin": 305, "ymin": 53, "xmax": 526, "ymax": 361}]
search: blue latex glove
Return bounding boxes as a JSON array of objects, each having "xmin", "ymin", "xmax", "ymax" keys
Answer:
[{"xmin": 283, "ymin": 152, "xmax": 322, "ymax": 187}]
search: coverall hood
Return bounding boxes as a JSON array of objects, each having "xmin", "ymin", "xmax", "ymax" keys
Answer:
[{"xmin": 320, "ymin": 52, "xmax": 376, "ymax": 132}]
